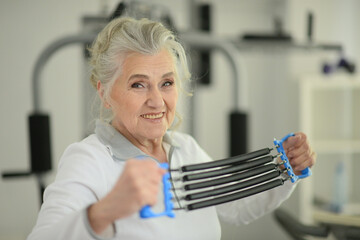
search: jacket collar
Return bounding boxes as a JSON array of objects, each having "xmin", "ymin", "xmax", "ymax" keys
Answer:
[{"xmin": 95, "ymin": 120, "xmax": 178, "ymax": 161}]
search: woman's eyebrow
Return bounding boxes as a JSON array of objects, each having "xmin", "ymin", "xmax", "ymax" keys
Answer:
[
  {"xmin": 128, "ymin": 74, "xmax": 149, "ymax": 82},
  {"xmin": 127, "ymin": 72, "xmax": 174, "ymax": 82},
  {"xmin": 162, "ymin": 72, "xmax": 174, "ymax": 78}
]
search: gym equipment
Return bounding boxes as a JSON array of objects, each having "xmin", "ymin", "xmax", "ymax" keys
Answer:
[{"xmin": 140, "ymin": 133, "xmax": 312, "ymax": 218}]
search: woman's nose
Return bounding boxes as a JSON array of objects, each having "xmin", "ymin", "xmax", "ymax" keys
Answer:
[{"xmin": 147, "ymin": 88, "xmax": 164, "ymax": 108}]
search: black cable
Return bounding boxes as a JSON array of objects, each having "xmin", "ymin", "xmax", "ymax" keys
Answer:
[
  {"xmin": 186, "ymin": 178, "xmax": 284, "ymax": 211},
  {"xmin": 184, "ymin": 170, "xmax": 281, "ymax": 201},
  {"xmin": 180, "ymin": 148, "xmax": 272, "ymax": 172},
  {"xmin": 183, "ymin": 164, "xmax": 277, "ymax": 191},
  {"xmin": 182, "ymin": 155, "xmax": 273, "ymax": 181}
]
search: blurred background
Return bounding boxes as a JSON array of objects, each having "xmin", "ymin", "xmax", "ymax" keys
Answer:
[{"xmin": 1, "ymin": 0, "xmax": 359, "ymax": 239}]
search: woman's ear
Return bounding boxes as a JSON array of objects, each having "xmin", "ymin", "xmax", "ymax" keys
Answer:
[{"xmin": 97, "ymin": 81, "xmax": 111, "ymax": 109}]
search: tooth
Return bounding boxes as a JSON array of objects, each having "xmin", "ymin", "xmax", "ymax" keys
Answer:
[{"xmin": 143, "ymin": 113, "xmax": 163, "ymax": 119}]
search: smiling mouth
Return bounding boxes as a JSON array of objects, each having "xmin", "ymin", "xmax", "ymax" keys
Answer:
[{"xmin": 141, "ymin": 112, "xmax": 164, "ymax": 119}]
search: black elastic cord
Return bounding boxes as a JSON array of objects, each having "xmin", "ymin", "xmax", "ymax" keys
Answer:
[
  {"xmin": 182, "ymin": 155, "xmax": 273, "ymax": 182},
  {"xmin": 183, "ymin": 164, "xmax": 277, "ymax": 191},
  {"xmin": 184, "ymin": 170, "xmax": 281, "ymax": 201},
  {"xmin": 186, "ymin": 178, "xmax": 284, "ymax": 211},
  {"xmin": 180, "ymin": 148, "xmax": 272, "ymax": 172}
]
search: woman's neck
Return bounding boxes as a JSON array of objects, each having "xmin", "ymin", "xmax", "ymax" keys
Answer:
[
  {"xmin": 112, "ymin": 122, "xmax": 168, "ymax": 163},
  {"xmin": 134, "ymin": 137, "xmax": 166, "ymax": 162}
]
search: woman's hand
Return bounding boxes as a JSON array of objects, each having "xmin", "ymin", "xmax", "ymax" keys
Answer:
[
  {"xmin": 282, "ymin": 132, "xmax": 316, "ymax": 176},
  {"xmin": 88, "ymin": 159, "xmax": 166, "ymax": 234}
]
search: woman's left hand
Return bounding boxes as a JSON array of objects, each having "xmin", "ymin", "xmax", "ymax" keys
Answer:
[{"xmin": 282, "ymin": 132, "xmax": 316, "ymax": 175}]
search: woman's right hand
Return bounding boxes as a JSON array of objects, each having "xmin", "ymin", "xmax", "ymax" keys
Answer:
[{"xmin": 87, "ymin": 159, "xmax": 166, "ymax": 234}]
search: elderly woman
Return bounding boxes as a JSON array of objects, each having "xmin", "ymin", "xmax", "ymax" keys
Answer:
[{"xmin": 27, "ymin": 17, "xmax": 316, "ymax": 240}]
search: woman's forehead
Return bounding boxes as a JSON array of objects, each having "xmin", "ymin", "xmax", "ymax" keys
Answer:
[{"xmin": 120, "ymin": 50, "xmax": 175, "ymax": 78}]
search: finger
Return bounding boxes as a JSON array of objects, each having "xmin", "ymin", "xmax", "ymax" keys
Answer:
[
  {"xmin": 290, "ymin": 151, "xmax": 316, "ymax": 172},
  {"xmin": 145, "ymin": 166, "xmax": 167, "ymax": 186},
  {"xmin": 287, "ymin": 143, "xmax": 311, "ymax": 159},
  {"xmin": 130, "ymin": 177, "xmax": 161, "ymax": 207},
  {"xmin": 293, "ymin": 158, "xmax": 311, "ymax": 173},
  {"xmin": 289, "ymin": 154, "xmax": 309, "ymax": 171},
  {"xmin": 118, "ymin": 159, "xmax": 166, "ymax": 202},
  {"xmin": 158, "ymin": 167, "xmax": 167, "ymax": 175},
  {"xmin": 283, "ymin": 132, "xmax": 307, "ymax": 150},
  {"xmin": 140, "ymin": 183, "xmax": 161, "ymax": 206}
]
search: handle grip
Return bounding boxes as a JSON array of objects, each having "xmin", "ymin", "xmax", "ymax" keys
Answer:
[
  {"xmin": 139, "ymin": 163, "xmax": 175, "ymax": 218},
  {"xmin": 274, "ymin": 133, "xmax": 312, "ymax": 183}
]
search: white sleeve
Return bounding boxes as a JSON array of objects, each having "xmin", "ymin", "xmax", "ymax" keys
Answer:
[
  {"xmin": 215, "ymin": 180, "xmax": 297, "ymax": 226},
  {"xmin": 27, "ymin": 142, "xmax": 114, "ymax": 240}
]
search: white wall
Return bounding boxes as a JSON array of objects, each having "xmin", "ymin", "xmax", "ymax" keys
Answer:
[{"xmin": 0, "ymin": 0, "xmax": 358, "ymax": 240}]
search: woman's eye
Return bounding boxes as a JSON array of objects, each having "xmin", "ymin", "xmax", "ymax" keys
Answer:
[
  {"xmin": 163, "ymin": 80, "xmax": 174, "ymax": 87},
  {"xmin": 131, "ymin": 82, "xmax": 144, "ymax": 88}
]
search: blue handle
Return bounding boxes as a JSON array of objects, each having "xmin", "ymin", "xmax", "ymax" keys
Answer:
[
  {"xmin": 274, "ymin": 133, "xmax": 312, "ymax": 183},
  {"xmin": 139, "ymin": 163, "xmax": 175, "ymax": 218}
]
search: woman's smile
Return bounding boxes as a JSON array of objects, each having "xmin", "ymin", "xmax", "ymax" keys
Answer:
[{"xmin": 141, "ymin": 112, "xmax": 165, "ymax": 120}]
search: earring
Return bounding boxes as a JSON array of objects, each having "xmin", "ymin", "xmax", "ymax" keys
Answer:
[{"xmin": 104, "ymin": 101, "xmax": 111, "ymax": 109}]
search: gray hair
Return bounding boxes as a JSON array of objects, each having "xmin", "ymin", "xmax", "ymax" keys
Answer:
[{"xmin": 88, "ymin": 17, "xmax": 191, "ymax": 123}]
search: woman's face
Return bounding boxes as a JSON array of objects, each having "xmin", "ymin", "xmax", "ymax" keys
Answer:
[{"xmin": 108, "ymin": 49, "xmax": 178, "ymax": 143}]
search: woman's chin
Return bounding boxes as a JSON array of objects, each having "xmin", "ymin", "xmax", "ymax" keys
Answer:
[{"xmin": 142, "ymin": 128, "xmax": 167, "ymax": 140}]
